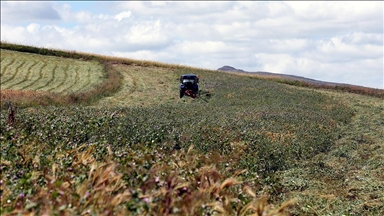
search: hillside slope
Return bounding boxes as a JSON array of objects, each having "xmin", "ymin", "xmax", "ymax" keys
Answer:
[
  {"xmin": 0, "ymin": 49, "xmax": 105, "ymax": 93},
  {"xmin": 283, "ymin": 89, "xmax": 384, "ymax": 214},
  {"xmin": 0, "ymin": 43, "xmax": 383, "ymax": 215},
  {"xmin": 93, "ymin": 64, "xmax": 179, "ymax": 108},
  {"xmin": 218, "ymin": 65, "xmax": 384, "ymax": 98},
  {"xmin": 217, "ymin": 65, "xmax": 351, "ymax": 86}
]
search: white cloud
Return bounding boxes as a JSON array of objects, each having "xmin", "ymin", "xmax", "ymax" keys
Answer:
[
  {"xmin": 115, "ymin": 11, "xmax": 131, "ymax": 22},
  {"xmin": 315, "ymin": 35, "xmax": 383, "ymax": 62},
  {"xmin": 254, "ymin": 53, "xmax": 383, "ymax": 88},
  {"xmin": 172, "ymin": 41, "xmax": 230, "ymax": 55},
  {"xmin": 1, "ymin": 25, "xmax": 28, "ymax": 42},
  {"xmin": 255, "ymin": 54, "xmax": 296, "ymax": 74},
  {"xmin": 150, "ymin": 1, "xmax": 169, "ymax": 7},
  {"xmin": 340, "ymin": 32, "xmax": 383, "ymax": 45},
  {"xmin": 26, "ymin": 23, "xmax": 40, "ymax": 33},
  {"xmin": 286, "ymin": 1, "xmax": 382, "ymax": 22},
  {"xmin": 1, "ymin": 1, "xmax": 61, "ymax": 24},
  {"xmin": 127, "ymin": 20, "xmax": 168, "ymax": 45},
  {"xmin": 267, "ymin": 39, "xmax": 312, "ymax": 54},
  {"xmin": 0, "ymin": 1, "xmax": 383, "ymax": 89}
]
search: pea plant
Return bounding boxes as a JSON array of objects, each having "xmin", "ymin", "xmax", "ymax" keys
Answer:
[{"xmin": 0, "ymin": 67, "xmax": 354, "ymax": 215}]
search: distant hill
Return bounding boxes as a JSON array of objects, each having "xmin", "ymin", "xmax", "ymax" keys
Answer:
[
  {"xmin": 217, "ymin": 66, "xmax": 245, "ymax": 73},
  {"xmin": 217, "ymin": 65, "xmax": 355, "ymax": 88}
]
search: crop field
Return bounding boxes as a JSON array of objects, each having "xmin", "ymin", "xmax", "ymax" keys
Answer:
[
  {"xmin": 0, "ymin": 43, "xmax": 383, "ymax": 215},
  {"xmin": 94, "ymin": 64, "xmax": 179, "ymax": 108},
  {"xmin": 0, "ymin": 49, "xmax": 105, "ymax": 94}
]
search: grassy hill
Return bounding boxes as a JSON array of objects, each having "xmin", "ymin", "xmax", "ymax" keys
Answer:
[{"xmin": 1, "ymin": 42, "xmax": 383, "ymax": 215}]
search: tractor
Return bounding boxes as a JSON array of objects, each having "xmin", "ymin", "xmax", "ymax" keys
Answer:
[{"xmin": 179, "ymin": 74, "xmax": 199, "ymax": 98}]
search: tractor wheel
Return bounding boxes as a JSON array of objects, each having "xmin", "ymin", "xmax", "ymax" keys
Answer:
[{"xmin": 180, "ymin": 89, "xmax": 185, "ymax": 98}]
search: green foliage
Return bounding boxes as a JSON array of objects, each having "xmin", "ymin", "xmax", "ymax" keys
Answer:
[
  {"xmin": 0, "ymin": 68, "xmax": 354, "ymax": 214},
  {"xmin": 3, "ymin": 42, "xmax": 381, "ymax": 215}
]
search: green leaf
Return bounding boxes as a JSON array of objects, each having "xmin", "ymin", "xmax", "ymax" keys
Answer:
[
  {"xmin": 26, "ymin": 202, "xmax": 38, "ymax": 210},
  {"xmin": 59, "ymin": 205, "xmax": 67, "ymax": 211}
]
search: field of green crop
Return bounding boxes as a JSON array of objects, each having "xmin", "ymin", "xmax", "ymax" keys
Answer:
[
  {"xmin": 1, "ymin": 49, "xmax": 104, "ymax": 94},
  {"xmin": 0, "ymin": 43, "xmax": 383, "ymax": 215}
]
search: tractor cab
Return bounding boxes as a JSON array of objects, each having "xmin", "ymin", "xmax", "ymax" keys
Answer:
[{"xmin": 180, "ymin": 74, "xmax": 199, "ymax": 98}]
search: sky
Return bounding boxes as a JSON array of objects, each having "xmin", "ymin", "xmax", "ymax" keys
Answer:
[{"xmin": 1, "ymin": 1, "xmax": 383, "ymax": 89}]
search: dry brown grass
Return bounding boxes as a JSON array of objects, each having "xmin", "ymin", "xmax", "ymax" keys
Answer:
[
  {"xmin": 1, "ymin": 89, "xmax": 65, "ymax": 107},
  {"xmin": 1, "ymin": 144, "xmax": 296, "ymax": 215}
]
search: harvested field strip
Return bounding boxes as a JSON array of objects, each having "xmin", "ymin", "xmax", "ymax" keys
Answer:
[
  {"xmin": 126, "ymin": 73, "xmax": 137, "ymax": 95},
  {"xmin": 0, "ymin": 49, "xmax": 105, "ymax": 95},
  {"xmin": 94, "ymin": 64, "xmax": 178, "ymax": 108},
  {"xmin": 21, "ymin": 61, "xmax": 47, "ymax": 90},
  {"xmin": 6, "ymin": 60, "xmax": 37, "ymax": 89},
  {"xmin": 61, "ymin": 65, "xmax": 79, "ymax": 93},
  {"xmin": 0, "ymin": 57, "xmax": 15, "ymax": 78},
  {"xmin": 46, "ymin": 63, "xmax": 70, "ymax": 92},
  {"xmin": 77, "ymin": 66, "xmax": 91, "ymax": 92},
  {"xmin": 1, "ymin": 60, "xmax": 26, "ymax": 85},
  {"xmin": 0, "ymin": 59, "xmax": 19, "ymax": 83},
  {"xmin": 284, "ymin": 89, "xmax": 384, "ymax": 214},
  {"xmin": 0, "ymin": 59, "xmax": 16, "ymax": 84},
  {"xmin": 35, "ymin": 64, "xmax": 57, "ymax": 91}
]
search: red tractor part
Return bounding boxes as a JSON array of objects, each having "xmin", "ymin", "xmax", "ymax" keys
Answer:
[{"xmin": 184, "ymin": 89, "xmax": 197, "ymax": 98}]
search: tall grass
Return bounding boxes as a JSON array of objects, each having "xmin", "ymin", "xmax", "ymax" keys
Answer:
[{"xmin": 0, "ymin": 140, "xmax": 296, "ymax": 215}]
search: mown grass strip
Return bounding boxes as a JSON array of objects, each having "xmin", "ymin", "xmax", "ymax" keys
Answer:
[
  {"xmin": 46, "ymin": 63, "xmax": 69, "ymax": 92},
  {"xmin": 0, "ymin": 57, "xmax": 15, "ymax": 78},
  {"xmin": 34, "ymin": 64, "xmax": 57, "ymax": 91},
  {"xmin": 21, "ymin": 61, "xmax": 47, "ymax": 90},
  {"xmin": 75, "ymin": 66, "xmax": 92, "ymax": 93},
  {"xmin": 60, "ymin": 65, "xmax": 79, "ymax": 93},
  {"xmin": 1, "ymin": 60, "xmax": 26, "ymax": 86},
  {"xmin": 1, "ymin": 48, "xmax": 110, "ymax": 107},
  {"xmin": 6, "ymin": 60, "xmax": 37, "ymax": 89}
]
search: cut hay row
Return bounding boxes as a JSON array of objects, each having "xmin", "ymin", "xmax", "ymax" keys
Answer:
[
  {"xmin": 45, "ymin": 63, "xmax": 69, "ymax": 92},
  {"xmin": 70, "ymin": 64, "xmax": 94, "ymax": 93},
  {"xmin": 33, "ymin": 63, "xmax": 57, "ymax": 91},
  {"xmin": 0, "ymin": 59, "xmax": 26, "ymax": 84},
  {"xmin": 60, "ymin": 65, "xmax": 81, "ymax": 93},
  {"xmin": 6, "ymin": 60, "xmax": 38, "ymax": 89},
  {"xmin": 0, "ymin": 57, "xmax": 16, "ymax": 78},
  {"xmin": 20, "ymin": 61, "xmax": 48, "ymax": 90},
  {"xmin": 94, "ymin": 64, "xmax": 179, "ymax": 108},
  {"xmin": 0, "ymin": 49, "xmax": 105, "ymax": 95}
]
